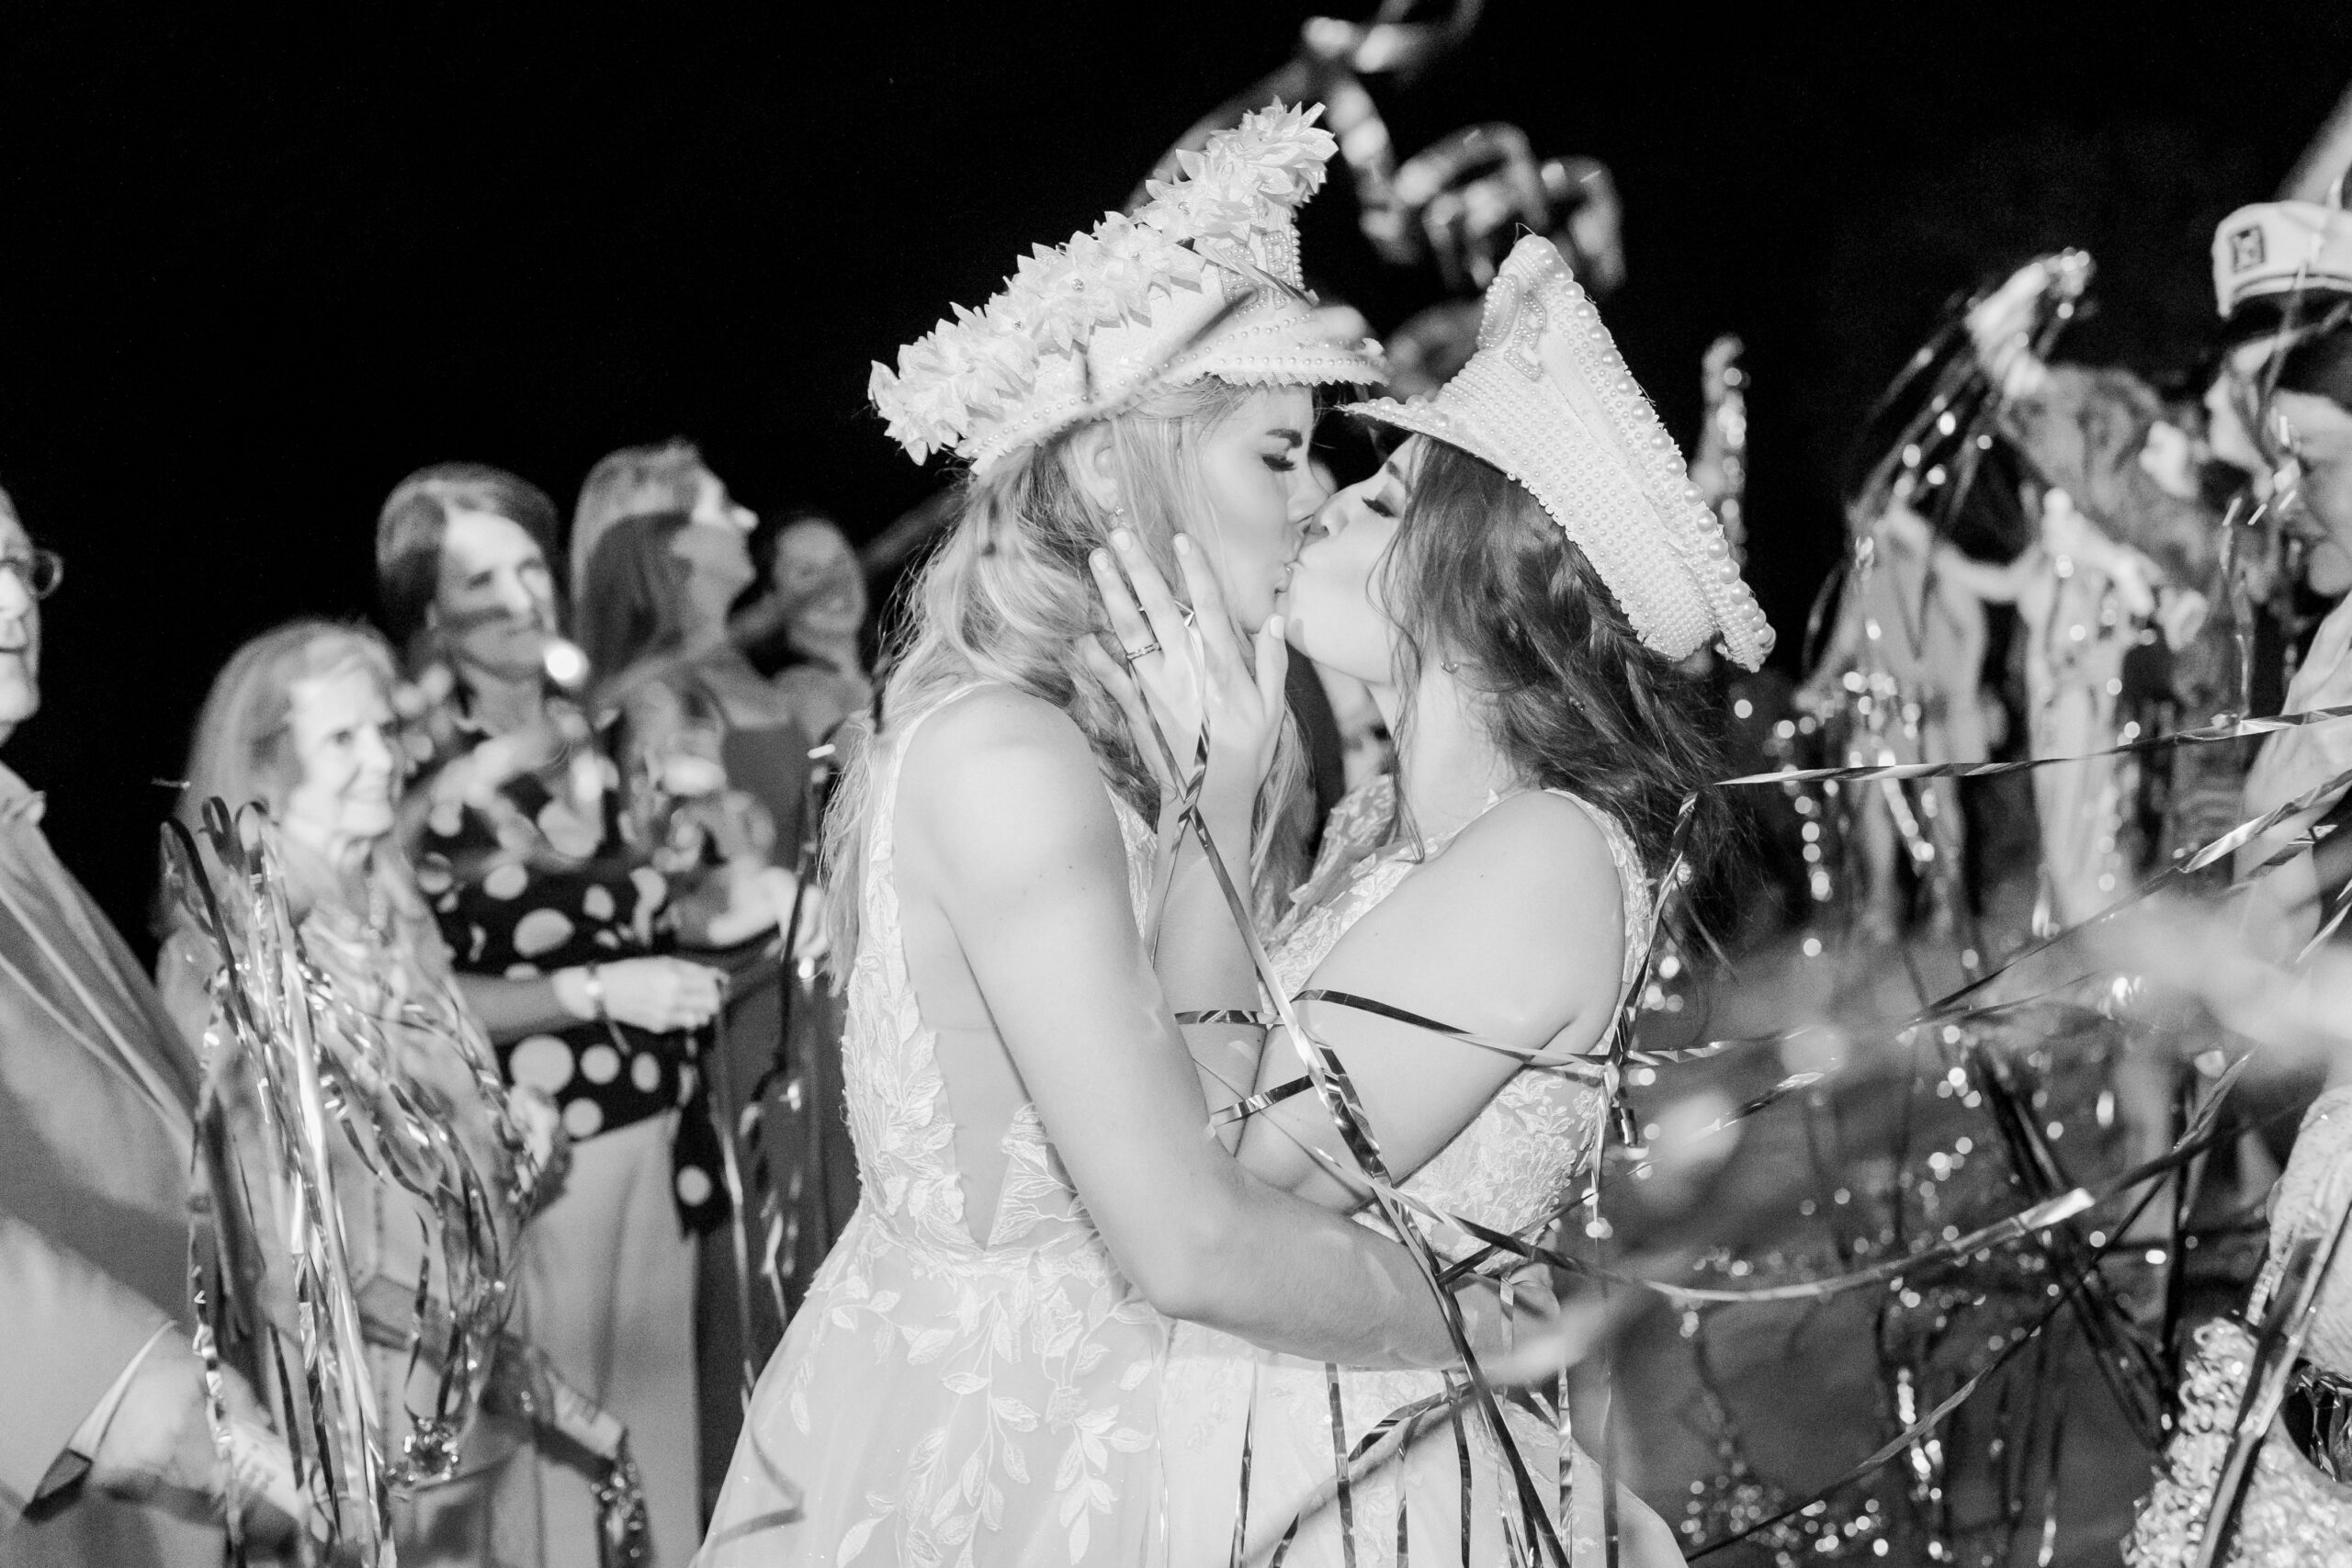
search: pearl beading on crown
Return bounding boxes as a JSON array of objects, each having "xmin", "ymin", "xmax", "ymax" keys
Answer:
[
  {"xmin": 1349, "ymin": 237, "xmax": 1772, "ymax": 671},
  {"xmin": 869, "ymin": 103, "xmax": 1382, "ymax": 473}
]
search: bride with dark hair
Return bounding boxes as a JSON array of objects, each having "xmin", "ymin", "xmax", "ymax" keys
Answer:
[{"xmin": 1131, "ymin": 234, "xmax": 1769, "ymax": 1566}]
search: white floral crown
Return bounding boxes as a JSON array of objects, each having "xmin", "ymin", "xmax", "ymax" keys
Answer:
[{"xmin": 869, "ymin": 103, "xmax": 1383, "ymax": 473}]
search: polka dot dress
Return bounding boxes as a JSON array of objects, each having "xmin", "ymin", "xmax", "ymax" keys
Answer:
[{"xmin": 413, "ymin": 705, "xmax": 726, "ymax": 1230}]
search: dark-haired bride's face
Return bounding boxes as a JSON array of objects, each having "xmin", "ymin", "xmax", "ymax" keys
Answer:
[
  {"xmin": 1188, "ymin": 386, "xmax": 1328, "ymax": 626},
  {"xmin": 1282, "ymin": 436, "xmax": 1423, "ymax": 687}
]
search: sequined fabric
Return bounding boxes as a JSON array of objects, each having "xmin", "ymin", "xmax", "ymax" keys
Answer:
[
  {"xmin": 1159, "ymin": 775, "xmax": 1651, "ymax": 1566},
  {"xmin": 2126, "ymin": 1086, "xmax": 2352, "ymax": 1567}
]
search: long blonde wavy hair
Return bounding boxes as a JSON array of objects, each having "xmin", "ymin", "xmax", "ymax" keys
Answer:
[{"xmin": 823, "ymin": 376, "xmax": 1309, "ymax": 967}]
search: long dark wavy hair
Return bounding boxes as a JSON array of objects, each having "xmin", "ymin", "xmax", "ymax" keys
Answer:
[{"xmin": 1378, "ymin": 438, "xmax": 1733, "ymax": 884}]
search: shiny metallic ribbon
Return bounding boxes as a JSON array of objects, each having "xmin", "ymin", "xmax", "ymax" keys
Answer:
[
  {"xmin": 164, "ymin": 803, "xmax": 549, "ymax": 1562},
  {"xmin": 1182, "ymin": 687, "xmax": 2352, "ymax": 1559},
  {"xmin": 1689, "ymin": 1105, "xmax": 2224, "ymax": 1561},
  {"xmin": 1130, "ymin": 694, "xmax": 1574, "ymax": 1566},
  {"xmin": 2188, "ymin": 1188, "xmax": 2352, "ymax": 1568}
]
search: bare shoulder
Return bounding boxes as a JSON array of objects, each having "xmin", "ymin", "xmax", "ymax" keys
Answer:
[
  {"xmin": 1401, "ymin": 792, "xmax": 1627, "ymax": 985},
  {"xmin": 901, "ymin": 685, "xmax": 1098, "ymax": 799},
  {"xmin": 1322, "ymin": 789, "xmax": 1630, "ymax": 1045},
  {"xmin": 1442, "ymin": 790, "xmax": 1626, "ymax": 909},
  {"xmin": 897, "ymin": 686, "xmax": 1123, "ymax": 874}
]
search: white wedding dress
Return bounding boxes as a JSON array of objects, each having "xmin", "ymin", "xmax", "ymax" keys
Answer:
[
  {"xmin": 701, "ymin": 690, "xmax": 1170, "ymax": 1566},
  {"xmin": 1158, "ymin": 775, "xmax": 1654, "ymax": 1568}
]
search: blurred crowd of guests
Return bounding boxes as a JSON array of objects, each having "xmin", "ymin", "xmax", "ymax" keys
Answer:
[{"xmin": 0, "ymin": 442, "xmax": 874, "ymax": 1566}]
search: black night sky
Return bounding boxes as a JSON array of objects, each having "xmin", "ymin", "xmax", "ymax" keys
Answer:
[{"xmin": 2, "ymin": 3, "xmax": 2348, "ymax": 945}]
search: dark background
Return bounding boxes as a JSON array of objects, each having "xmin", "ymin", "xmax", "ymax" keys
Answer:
[{"xmin": 2, "ymin": 3, "xmax": 2347, "ymax": 950}]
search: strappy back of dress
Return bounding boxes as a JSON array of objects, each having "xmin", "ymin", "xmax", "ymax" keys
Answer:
[{"xmin": 842, "ymin": 685, "xmax": 1159, "ymax": 1264}]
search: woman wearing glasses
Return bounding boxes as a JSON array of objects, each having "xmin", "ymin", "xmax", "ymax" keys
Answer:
[
  {"xmin": 0, "ymin": 494, "xmax": 316, "ymax": 1566},
  {"xmin": 0, "ymin": 537, "xmax": 61, "ymax": 730}
]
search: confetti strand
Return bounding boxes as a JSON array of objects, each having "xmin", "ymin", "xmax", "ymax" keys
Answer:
[
  {"xmin": 1690, "ymin": 1166, "xmax": 2177, "ymax": 1558},
  {"xmin": 1155, "ymin": 617, "xmax": 2352, "ymax": 1561},
  {"xmin": 1125, "ymin": 683, "xmax": 1574, "ymax": 1567},
  {"xmin": 164, "ymin": 802, "xmax": 565, "ymax": 1556}
]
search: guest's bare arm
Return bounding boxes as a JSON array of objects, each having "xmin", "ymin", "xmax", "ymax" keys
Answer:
[{"xmin": 456, "ymin": 960, "xmax": 727, "ymax": 1039}]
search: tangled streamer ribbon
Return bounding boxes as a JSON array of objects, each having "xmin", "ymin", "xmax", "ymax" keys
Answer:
[
  {"xmin": 163, "ymin": 800, "xmax": 567, "ymax": 1562},
  {"xmin": 1156, "ymin": 649, "xmax": 2352, "ymax": 1560},
  {"xmin": 1129, "ymin": 687, "xmax": 1579, "ymax": 1567}
]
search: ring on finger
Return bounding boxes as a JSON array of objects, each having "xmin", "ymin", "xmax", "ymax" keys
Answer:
[{"xmin": 1124, "ymin": 640, "xmax": 1161, "ymax": 662}]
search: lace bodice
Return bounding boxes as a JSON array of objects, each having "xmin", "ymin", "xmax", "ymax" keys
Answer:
[
  {"xmin": 705, "ymin": 687, "xmax": 1171, "ymax": 1567},
  {"xmin": 841, "ymin": 694, "xmax": 1159, "ymax": 1258},
  {"xmin": 1269, "ymin": 774, "xmax": 1648, "ymax": 1235}
]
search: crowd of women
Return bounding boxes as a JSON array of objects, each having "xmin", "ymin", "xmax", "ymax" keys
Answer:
[
  {"xmin": 1, "ymin": 96, "xmax": 1728, "ymax": 1568},
  {"xmin": 12, "ymin": 83, "xmax": 2352, "ymax": 1568},
  {"xmin": 1, "ymin": 440, "xmax": 876, "ymax": 1565}
]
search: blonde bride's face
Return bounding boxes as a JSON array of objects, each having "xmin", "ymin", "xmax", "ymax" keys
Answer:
[{"xmin": 1185, "ymin": 386, "xmax": 1329, "ymax": 626}]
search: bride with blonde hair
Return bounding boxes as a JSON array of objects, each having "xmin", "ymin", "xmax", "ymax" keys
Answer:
[{"xmin": 700, "ymin": 105, "xmax": 1529, "ymax": 1568}]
